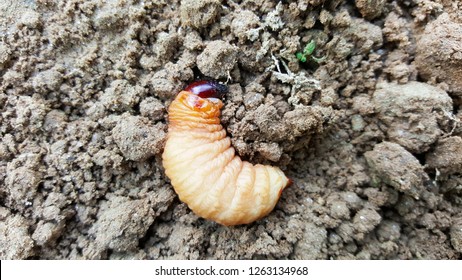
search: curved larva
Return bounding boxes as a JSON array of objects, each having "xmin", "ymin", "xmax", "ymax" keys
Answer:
[{"xmin": 162, "ymin": 88, "xmax": 290, "ymax": 226}]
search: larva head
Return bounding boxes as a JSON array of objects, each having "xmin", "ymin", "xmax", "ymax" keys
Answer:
[{"xmin": 184, "ymin": 80, "xmax": 228, "ymax": 100}]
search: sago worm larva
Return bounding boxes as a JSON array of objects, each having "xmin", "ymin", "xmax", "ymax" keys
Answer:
[{"xmin": 162, "ymin": 80, "xmax": 291, "ymax": 226}]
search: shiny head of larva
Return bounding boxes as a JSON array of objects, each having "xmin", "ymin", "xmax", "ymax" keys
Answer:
[
  {"xmin": 184, "ymin": 79, "xmax": 228, "ymax": 101},
  {"xmin": 180, "ymin": 80, "xmax": 227, "ymax": 114}
]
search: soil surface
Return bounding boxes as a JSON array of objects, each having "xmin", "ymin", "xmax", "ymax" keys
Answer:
[{"xmin": 1, "ymin": 0, "xmax": 461, "ymax": 259}]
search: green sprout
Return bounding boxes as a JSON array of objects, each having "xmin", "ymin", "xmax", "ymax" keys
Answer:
[{"xmin": 296, "ymin": 40, "xmax": 325, "ymax": 64}]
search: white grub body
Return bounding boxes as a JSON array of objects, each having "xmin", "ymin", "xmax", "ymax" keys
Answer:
[{"xmin": 162, "ymin": 91, "xmax": 289, "ymax": 226}]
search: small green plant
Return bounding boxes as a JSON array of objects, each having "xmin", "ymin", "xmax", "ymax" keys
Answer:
[{"xmin": 296, "ymin": 40, "xmax": 325, "ymax": 64}]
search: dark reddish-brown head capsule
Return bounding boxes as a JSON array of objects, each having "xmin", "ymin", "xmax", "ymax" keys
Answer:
[{"xmin": 184, "ymin": 80, "xmax": 228, "ymax": 99}]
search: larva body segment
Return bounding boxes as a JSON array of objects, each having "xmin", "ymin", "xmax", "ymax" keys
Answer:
[{"xmin": 162, "ymin": 86, "xmax": 290, "ymax": 226}]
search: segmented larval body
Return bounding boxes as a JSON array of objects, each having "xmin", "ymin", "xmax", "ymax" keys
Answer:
[{"xmin": 162, "ymin": 87, "xmax": 290, "ymax": 226}]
